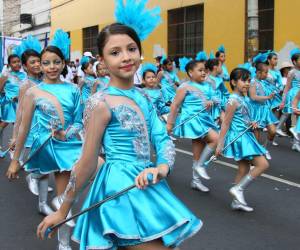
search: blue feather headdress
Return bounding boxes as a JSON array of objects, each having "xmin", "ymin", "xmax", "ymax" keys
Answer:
[
  {"xmin": 290, "ymin": 48, "xmax": 300, "ymax": 58},
  {"xmin": 209, "ymin": 50, "xmax": 215, "ymax": 59},
  {"xmin": 238, "ymin": 62, "xmax": 251, "ymax": 71},
  {"xmin": 12, "ymin": 35, "xmax": 42, "ymax": 58},
  {"xmin": 141, "ymin": 63, "xmax": 157, "ymax": 76},
  {"xmin": 195, "ymin": 51, "xmax": 208, "ymax": 61},
  {"xmin": 80, "ymin": 56, "xmax": 90, "ymax": 66},
  {"xmin": 217, "ymin": 44, "xmax": 225, "ymax": 53},
  {"xmin": 179, "ymin": 57, "xmax": 192, "ymax": 72},
  {"xmin": 49, "ymin": 29, "xmax": 70, "ymax": 60},
  {"xmin": 114, "ymin": 0, "xmax": 162, "ymax": 41},
  {"xmin": 253, "ymin": 52, "xmax": 268, "ymax": 64}
]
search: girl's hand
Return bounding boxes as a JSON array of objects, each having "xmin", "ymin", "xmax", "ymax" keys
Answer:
[
  {"xmin": 166, "ymin": 123, "xmax": 173, "ymax": 135},
  {"xmin": 52, "ymin": 130, "xmax": 66, "ymax": 141},
  {"xmin": 268, "ymin": 92, "xmax": 275, "ymax": 100},
  {"xmin": 215, "ymin": 143, "xmax": 223, "ymax": 157},
  {"xmin": 205, "ymin": 101, "xmax": 213, "ymax": 110},
  {"xmin": 6, "ymin": 160, "xmax": 21, "ymax": 180},
  {"xmin": 251, "ymin": 121, "xmax": 259, "ymax": 129},
  {"xmin": 37, "ymin": 210, "xmax": 66, "ymax": 240},
  {"xmin": 135, "ymin": 165, "xmax": 169, "ymax": 189}
]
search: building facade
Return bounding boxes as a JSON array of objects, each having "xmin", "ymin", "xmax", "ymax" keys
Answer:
[{"xmin": 50, "ymin": 0, "xmax": 300, "ymax": 70}]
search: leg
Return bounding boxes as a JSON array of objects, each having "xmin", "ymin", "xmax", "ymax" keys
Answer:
[
  {"xmin": 253, "ymin": 129, "xmax": 260, "ymax": 142},
  {"xmin": 235, "ymin": 160, "xmax": 250, "ymax": 184},
  {"xmin": 36, "ymin": 174, "xmax": 54, "ymax": 216},
  {"xmin": 276, "ymin": 113, "xmax": 289, "ymax": 136},
  {"xmin": 191, "ymin": 139, "xmax": 204, "ymax": 161},
  {"xmin": 124, "ymin": 239, "xmax": 172, "ymax": 250},
  {"xmin": 250, "ymin": 155, "xmax": 269, "ymax": 178},
  {"xmin": 0, "ymin": 122, "xmax": 8, "ymax": 149}
]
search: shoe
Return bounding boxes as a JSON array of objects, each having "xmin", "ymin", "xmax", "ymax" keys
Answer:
[
  {"xmin": 276, "ymin": 128, "xmax": 288, "ymax": 137},
  {"xmin": 58, "ymin": 244, "xmax": 72, "ymax": 250},
  {"xmin": 191, "ymin": 180, "xmax": 210, "ymax": 192},
  {"xmin": 194, "ymin": 166, "xmax": 210, "ymax": 180},
  {"xmin": 292, "ymin": 143, "xmax": 300, "ymax": 152},
  {"xmin": 52, "ymin": 196, "xmax": 75, "ymax": 227},
  {"xmin": 170, "ymin": 136, "xmax": 177, "ymax": 141},
  {"xmin": 272, "ymin": 140, "xmax": 279, "ymax": 146},
  {"xmin": 289, "ymin": 127, "xmax": 299, "ymax": 141},
  {"xmin": 38, "ymin": 202, "xmax": 54, "ymax": 216},
  {"xmin": 26, "ymin": 175, "xmax": 39, "ymax": 196},
  {"xmin": 265, "ymin": 150, "xmax": 272, "ymax": 160},
  {"xmin": 231, "ymin": 199, "xmax": 253, "ymax": 212},
  {"xmin": 230, "ymin": 186, "xmax": 247, "ymax": 206}
]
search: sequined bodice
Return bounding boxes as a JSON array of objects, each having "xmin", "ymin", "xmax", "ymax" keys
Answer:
[
  {"xmin": 290, "ymin": 69, "xmax": 300, "ymax": 88},
  {"xmin": 3, "ymin": 71, "xmax": 27, "ymax": 99}
]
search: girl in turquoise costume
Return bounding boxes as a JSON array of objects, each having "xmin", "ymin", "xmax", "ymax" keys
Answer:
[
  {"xmin": 0, "ymin": 54, "xmax": 26, "ymax": 153},
  {"xmin": 142, "ymin": 63, "xmax": 170, "ymax": 117},
  {"xmin": 206, "ymin": 58, "xmax": 230, "ymax": 124},
  {"xmin": 9, "ymin": 36, "xmax": 54, "ymax": 216},
  {"xmin": 265, "ymin": 51, "xmax": 283, "ymax": 110},
  {"xmin": 94, "ymin": 62, "xmax": 110, "ymax": 92},
  {"xmin": 291, "ymin": 90, "xmax": 300, "ymax": 152},
  {"xmin": 249, "ymin": 62, "xmax": 278, "ymax": 160},
  {"xmin": 37, "ymin": 2, "xmax": 202, "ymax": 248},
  {"xmin": 216, "ymin": 45, "xmax": 230, "ymax": 82},
  {"xmin": 216, "ymin": 68, "xmax": 269, "ymax": 212},
  {"xmin": 167, "ymin": 60, "xmax": 219, "ymax": 192},
  {"xmin": 79, "ymin": 56, "xmax": 98, "ymax": 104},
  {"xmin": 278, "ymin": 49, "xmax": 300, "ymax": 149},
  {"xmin": 157, "ymin": 57, "xmax": 180, "ymax": 104},
  {"xmin": 7, "ymin": 29, "xmax": 83, "ymax": 250}
]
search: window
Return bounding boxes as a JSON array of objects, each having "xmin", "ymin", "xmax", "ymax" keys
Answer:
[
  {"xmin": 82, "ymin": 25, "xmax": 99, "ymax": 56},
  {"xmin": 168, "ymin": 4, "xmax": 203, "ymax": 58},
  {"xmin": 258, "ymin": 0, "xmax": 274, "ymax": 52}
]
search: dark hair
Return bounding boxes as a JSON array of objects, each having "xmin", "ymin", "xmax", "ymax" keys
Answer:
[
  {"xmin": 205, "ymin": 58, "xmax": 220, "ymax": 71},
  {"xmin": 81, "ymin": 61, "xmax": 92, "ymax": 72},
  {"xmin": 291, "ymin": 53, "xmax": 300, "ymax": 65},
  {"xmin": 215, "ymin": 51, "xmax": 224, "ymax": 58},
  {"xmin": 97, "ymin": 23, "xmax": 142, "ymax": 57},
  {"xmin": 162, "ymin": 58, "xmax": 172, "ymax": 66},
  {"xmin": 21, "ymin": 49, "xmax": 40, "ymax": 65},
  {"xmin": 41, "ymin": 45, "xmax": 68, "ymax": 77},
  {"xmin": 142, "ymin": 69, "xmax": 156, "ymax": 80},
  {"xmin": 255, "ymin": 62, "xmax": 268, "ymax": 72},
  {"xmin": 229, "ymin": 68, "xmax": 250, "ymax": 90},
  {"xmin": 266, "ymin": 52, "xmax": 277, "ymax": 65},
  {"xmin": 8, "ymin": 54, "xmax": 20, "ymax": 64},
  {"xmin": 185, "ymin": 60, "xmax": 205, "ymax": 78}
]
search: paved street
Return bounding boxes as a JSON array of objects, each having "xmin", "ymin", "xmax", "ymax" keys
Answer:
[{"xmin": 0, "ymin": 125, "xmax": 299, "ymax": 250}]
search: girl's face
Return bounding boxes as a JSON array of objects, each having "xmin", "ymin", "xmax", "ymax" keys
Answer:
[
  {"xmin": 143, "ymin": 71, "xmax": 157, "ymax": 88},
  {"xmin": 41, "ymin": 51, "xmax": 65, "ymax": 81},
  {"xmin": 233, "ymin": 77, "xmax": 250, "ymax": 95},
  {"xmin": 294, "ymin": 57, "xmax": 300, "ymax": 68},
  {"xmin": 189, "ymin": 62, "xmax": 207, "ymax": 82},
  {"xmin": 101, "ymin": 34, "xmax": 141, "ymax": 81},
  {"xmin": 165, "ymin": 61, "xmax": 173, "ymax": 72},
  {"xmin": 219, "ymin": 52, "xmax": 226, "ymax": 63},
  {"xmin": 96, "ymin": 63, "xmax": 107, "ymax": 77},
  {"xmin": 257, "ymin": 66, "xmax": 268, "ymax": 80},
  {"xmin": 24, "ymin": 56, "xmax": 41, "ymax": 76},
  {"xmin": 84, "ymin": 63, "xmax": 94, "ymax": 76},
  {"xmin": 269, "ymin": 55, "xmax": 278, "ymax": 67},
  {"xmin": 9, "ymin": 57, "xmax": 21, "ymax": 72}
]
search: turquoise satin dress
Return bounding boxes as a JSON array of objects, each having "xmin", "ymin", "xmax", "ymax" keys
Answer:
[
  {"xmin": 250, "ymin": 79, "xmax": 278, "ymax": 128},
  {"xmin": 143, "ymin": 88, "xmax": 170, "ymax": 116},
  {"xmin": 160, "ymin": 70, "xmax": 180, "ymax": 103},
  {"xmin": 207, "ymin": 75, "xmax": 230, "ymax": 120},
  {"xmin": 173, "ymin": 81, "xmax": 218, "ymax": 139},
  {"xmin": 264, "ymin": 69, "xmax": 283, "ymax": 109},
  {"xmin": 220, "ymin": 64, "xmax": 230, "ymax": 81},
  {"xmin": 73, "ymin": 86, "xmax": 202, "ymax": 250},
  {"xmin": 24, "ymin": 82, "xmax": 83, "ymax": 174},
  {"xmin": 96, "ymin": 76, "xmax": 110, "ymax": 92},
  {"xmin": 222, "ymin": 94, "xmax": 266, "ymax": 161},
  {"xmin": 0, "ymin": 71, "xmax": 27, "ymax": 122},
  {"xmin": 283, "ymin": 69, "xmax": 300, "ymax": 114},
  {"xmin": 81, "ymin": 75, "xmax": 97, "ymax": 104}
]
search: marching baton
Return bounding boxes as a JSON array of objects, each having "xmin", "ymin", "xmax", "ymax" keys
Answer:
[
  {"xmin": 204, "ymin": 125, "xmax": 253, "ymax": 166},
  {"xmin": 44, "ymin": 174, "xmax": 155, "ymax": 238},
  {"xmin": 172, "ymin": 107, "xmax": 207, "ymax": 131}
]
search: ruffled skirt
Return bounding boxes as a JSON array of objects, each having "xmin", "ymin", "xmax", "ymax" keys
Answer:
[
  {"xmin": 73, "ymin": 161, "xmax": 202, "ymax": 250},
  {"xmin": 0, "ymin": 99, "xmax": 17, "ymax": 123},
  {"xmin": 251, "ymin": 102, "xmax": 278, "ymax": 128},
  {"xmin": 283, "ymin": 87, "xmax": 300, "ymax": 114}
]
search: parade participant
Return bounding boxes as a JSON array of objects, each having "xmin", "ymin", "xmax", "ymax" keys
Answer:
[
  {"xmin": 167, "ymin": 59, "xmax": 219, "ymax": 192},
  {"xmin": 206, "ymin": 58, "xmax": 230, "ymax": 124},
  {"xmin": 37, "ymin": 1, "xmax": 202, "ymax": 248},
  {"xmin": 216, "ymin": 68, "xmax": 269, "ymax": 212},
  {"xmin": 8, "ymin": 35, "xmax": 54, "ymax": 207},
  {"xmin": 6, "ymin": 29, "xmax": 84, "ymax": 250},
  {"xmin": 157, "ymin": 56, "xmax": 180, "ymax": 104},
  {"xmin": 278, "ymin": 49, "xmax": 300, "ymax": 148},
  {"xmin": 195, "ymin": 51, "xmax": 208, "ymax": 63},
  {"xmin": 141, "ymin": 63, "xmax": 170, "ymax": 116},
  {"xmin": 93, "ymin": 62, "xmax": 110, "ymax": 93},
  {"xmin": 79, "ymin": 56, "xmax": 98, "ymax": 105},
  {"xmin": 249, "ymin": 61, "xmax": 278, "ymax": 160},
  {"xmin": 0, "ymin": 54, "xmax": 26, "ymax": 154},
  {"xmin": 216, "ymin": 45, "xmax": 230, "ymax": 82},
  {"xmin": 291, "ymin": 90, "xmax": 300, "ymax": 152}
]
